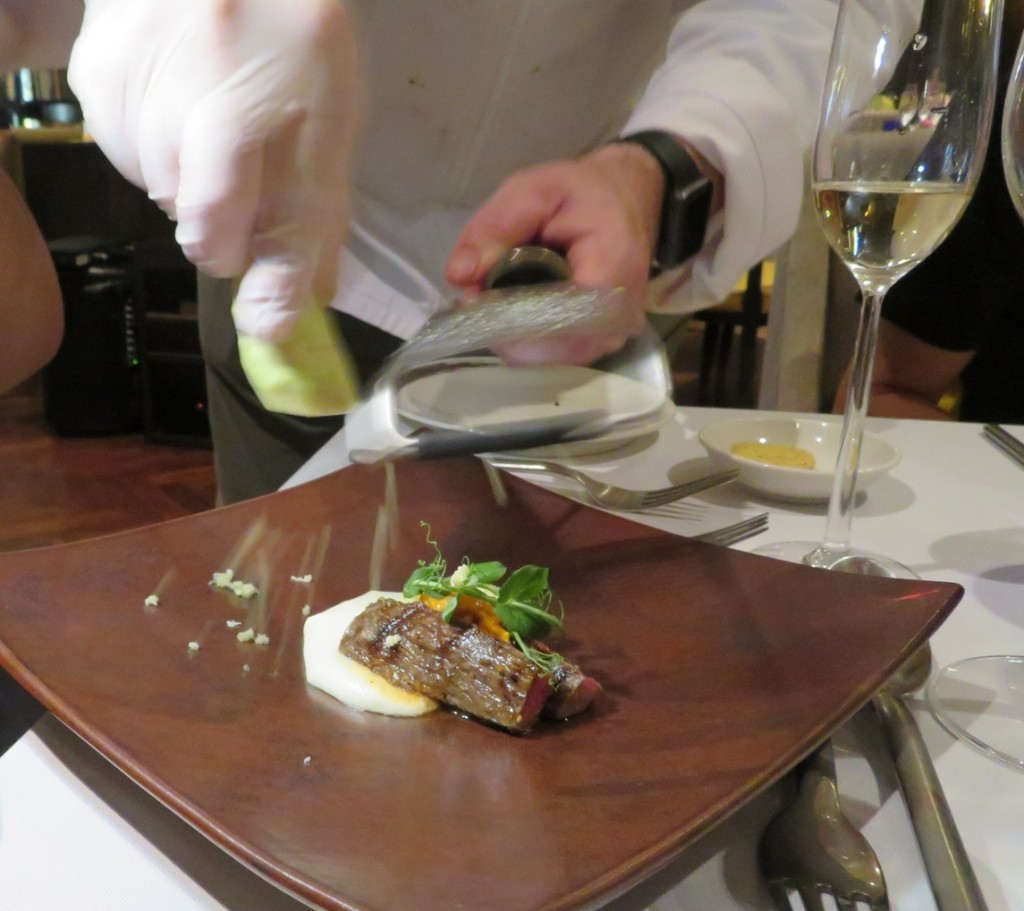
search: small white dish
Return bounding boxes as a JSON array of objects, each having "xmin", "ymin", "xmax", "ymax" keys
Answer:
[
  {"xmin": 698, "ymin": 416, "xmax": 900, "ymax": 502},
  {"xmin": 396, "ymin": 358, "xmax": 674, "ymax": 457}
]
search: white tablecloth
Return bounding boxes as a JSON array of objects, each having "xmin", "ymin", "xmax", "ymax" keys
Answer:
[{"xmin": 3, "ymin": 407, "xmax": 1023, "ymax": 911}]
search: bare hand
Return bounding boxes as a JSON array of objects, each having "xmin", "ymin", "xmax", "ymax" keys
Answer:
[{"xmin": 444, "ymin": 142, "xmax": 666, "ymax": 365}]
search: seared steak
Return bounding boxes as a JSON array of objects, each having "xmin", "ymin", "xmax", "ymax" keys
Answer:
[
  {"xmin": 340, "ymin": 598, "xmax": 550, "ymax": 732},
  {"xmin": 525, "ymin": 639, "xmax": 603, "ymax": 719},
  {"xmin": 544, "ymin": 661, "xmax": 603, "ymax": 720}
]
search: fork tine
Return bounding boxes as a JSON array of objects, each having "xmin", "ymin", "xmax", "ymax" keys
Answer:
[
  {"xmin": 719, "ymin": 519, "xmax": 766, "ymax": 546},
  {"xmin": 636, "ymin": 467, "xmax": 740, "ymax": 509},
  {"xmin": 694, "ymin": 513, "xmax": 769, "ymax": 546},
  {"xmin": 639, "ymin": 489, "xmax": 700, "ymax": 509},
  {"xmin": 639, "ymin": 501, "xmax": 707, "ymax": 519},
  {"xmin": 765, "ymin": 882, "xmax": 796, "ymax": 911},
  {"xmin": 766, "ymin": 880, "xmax": 886, "ymax": 911},
  {"xmin": 796, "ymin": 888, "xmax": 828, "ymax": 911},
  {"xmin": 760, "ymin": 744, "xmax": 890, "ymax": 911},
  {"xmin": 715, "ymin": 522, "xmax": 765, "ymax": 546},
  {"xmin": 486, "ymin": 459, "xmax": 738, "ymax": 512}
]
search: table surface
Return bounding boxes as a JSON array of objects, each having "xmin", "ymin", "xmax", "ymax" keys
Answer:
[{"xmin": 2, "ymin": 406, "xmax": 1023, "ymax": 911}]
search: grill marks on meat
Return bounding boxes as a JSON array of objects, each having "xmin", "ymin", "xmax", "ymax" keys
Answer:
[{"xmin": 340, "ymin": 598, "xmax": 551, "ymax": 732}]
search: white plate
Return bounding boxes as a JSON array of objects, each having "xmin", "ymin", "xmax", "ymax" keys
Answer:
[
  {"xmin": 396, "ymin": 359, "xmax": 673, "ymax": 457},
  {"xmin": 698, "ymin": 416, "xmax": 901, "ymax": 502}
]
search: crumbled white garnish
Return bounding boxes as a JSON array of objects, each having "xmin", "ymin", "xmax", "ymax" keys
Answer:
[
  {"xmin": 225, "ymin": 619, "xmax": 242, "ymax": 629},
  {"xmin": 242, "ymin": 664, "xmax": 250, "ymax": 673},
  {"xmin": 301, "ymin": 604, "xmax": 312, "ymax": 617},
  {"xmin": 209, "ymin": 569, "xmax": 258, "ymax": 599},
  {"xmin": 144, "ymin": 594, "xmax": 160, "ymax": 608},
  {"xmin": 291, "ymin": 573, "xmax": 314, "ymax": 583},
  {"xmin": 235, "ymin": 628, "xmax": 269, "ymax": 645},
  {"xmin": 449, "ymin": 564, "xmax": 470, "ymax": 587},
  {"xmin": 210, "ymin": 569, "xmax": 234, "ymax": 588},
  {"xmin": 187, "ymin": 641, "xmax": 200, "ymax": 652},
  {"xmin": 230, "ymin": 580, "xmax": 258, "ymax": 599},
  {"xmin": 383, "ymin": 634, "xmax": 402, "ymax": 649},
  {"xmin": 303, "ymin": 755, "xmax": 312, "ymax": 766}
]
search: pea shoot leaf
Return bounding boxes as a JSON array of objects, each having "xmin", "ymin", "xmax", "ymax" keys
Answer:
[
  {"xmin": 498, "ymin": 565, "xmax": 549, "ymax": 604},
  {"xmin": 467, "ymin": 561, "xmax": 505, "ymax": 585},
  {"xmin": 402, "ymin": 529, "xmax": 564, "ymax": 645}
]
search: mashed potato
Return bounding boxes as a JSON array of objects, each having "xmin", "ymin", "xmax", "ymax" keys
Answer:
[{"xmin": 303, "ymin": 591, "xmax": 438, "ymax": 717}]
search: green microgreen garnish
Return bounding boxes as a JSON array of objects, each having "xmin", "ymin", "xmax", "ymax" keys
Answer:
[
  {"xmin": 512, "ymin": 632, "xmax": 566, "ymax": 675},
  {"xmin": 403, "ymin": 522, "xmax": 565, "ymax": 642}
]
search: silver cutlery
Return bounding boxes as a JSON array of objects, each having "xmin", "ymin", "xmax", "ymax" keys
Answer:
[
  {"xmin": 983, "ymin": 423, "xmax": 1024, "ymax": 469},
  {"xmin": 874, "ymin": 647, "xmax": 989, "ymax": 911},
  {"xmin": 692, "ymin": 511, "xmax": 769, "ymax": 546},
  {"xmin": 485, "ymin": 457, "xmax": 739, "ymax": 512},
  {"xmin": 639, "ymin": 501, "xmax": 710, "ymax": 521},
  {"xmin": 760, "ymin": 740, "xmax": 889, "ymax": 911}
]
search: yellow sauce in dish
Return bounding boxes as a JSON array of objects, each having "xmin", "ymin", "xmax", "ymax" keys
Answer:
[{"xmin": 730, "ymin": 441, "xmax": 815, "ymax": 470}]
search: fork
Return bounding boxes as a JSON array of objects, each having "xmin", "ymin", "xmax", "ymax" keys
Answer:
[
  {"xmin": 693, "ymin": 512, "xmax": 769, "ymax": 546},
  {"xmin": 485, "ymin": 457, "xmax": 738, "ymax": 511},
  {"xmin": 760, "ymin": 741, "xmax": 889, "ymax": 911}
]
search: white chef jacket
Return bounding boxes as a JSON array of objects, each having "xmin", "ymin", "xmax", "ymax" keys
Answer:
[{"xmin": 336, "ymin": 0, "xmax": 840, "ymax": 340}]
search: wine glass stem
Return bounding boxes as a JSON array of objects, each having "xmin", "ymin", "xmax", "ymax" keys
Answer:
[{"xmin": 821, "ymin": 286, "xmax": 885, "ymax": 555}]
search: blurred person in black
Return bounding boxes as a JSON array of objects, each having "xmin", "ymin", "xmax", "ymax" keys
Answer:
[{"xmin": 837, "ymin": 8, "xmax": 1024, "ymax": 423}]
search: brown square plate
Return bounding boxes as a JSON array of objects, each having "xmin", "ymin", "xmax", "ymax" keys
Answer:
[{"xmin": 0, "ymin": 458, "xmax": 961, "ymax": 911}]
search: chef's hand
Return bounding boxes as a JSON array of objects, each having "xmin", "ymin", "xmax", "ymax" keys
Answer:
[
  {"xmin": 68, "ymin": 0, "xmax": 360, "ymax": 342},
  {"xmin": 444, "ymin": 142, "xmax": 666, "ymax": 365}
]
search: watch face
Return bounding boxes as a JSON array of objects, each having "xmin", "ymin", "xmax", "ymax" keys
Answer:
[
  {"xmin": 659, "ymin": 176, "xmax": 713, "ymax": 271},
  {"xmin": 619, "ymin": 131, "xmax": 712, "ymax": 272}
]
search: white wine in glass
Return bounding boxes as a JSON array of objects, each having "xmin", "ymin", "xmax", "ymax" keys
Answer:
[
  {"xmin": 814, "ymin": 182, "xmax": 971, "ymax": 277},
  {"xmin": 757, "ymin": 0, "xmax": 1000, "ymax": 577}
]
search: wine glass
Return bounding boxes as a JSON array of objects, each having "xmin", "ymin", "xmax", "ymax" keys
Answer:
[
  {"xmin": 925, "ymin": 26, "xmax": 1024, "ymax": 771},
  {"xmin": 757, "ymin": 0, "xmax": 1000, "ymax": 577}
]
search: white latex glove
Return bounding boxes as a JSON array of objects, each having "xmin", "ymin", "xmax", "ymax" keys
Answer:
[{"xmin": 68, "ymin": 0, "xmax": 360, "ymax": 342}]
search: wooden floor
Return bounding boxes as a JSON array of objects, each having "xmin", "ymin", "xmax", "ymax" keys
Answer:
[{"xmin": 0, "ymin": 387, "xmax": 217, "ymax": 553}]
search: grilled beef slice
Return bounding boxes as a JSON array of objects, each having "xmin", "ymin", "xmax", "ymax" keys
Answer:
[
  {"xmin": 339, "ymin": 598, "xmax": 550, "ymax": 732},
  {"xmin": 544, "ymin": 661, "xmax": 603, "ymax": 719},
  {"xmin": 527, "ymin": 640, "xmax": 603, "ymax": 719}
]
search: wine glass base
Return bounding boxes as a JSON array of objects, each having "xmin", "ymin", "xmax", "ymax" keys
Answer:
[
  {"xmin": 926, "ymin": 655, "xmax": 1024, "ymax": 771},
  {"xmin": 753, "ymin": 541, "xmax": 918, "ymax": 580}
]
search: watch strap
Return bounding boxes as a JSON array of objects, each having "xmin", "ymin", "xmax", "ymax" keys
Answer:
[{"xmin": 617, "ymin": 130, "xmax": 713, "ymax": 274}]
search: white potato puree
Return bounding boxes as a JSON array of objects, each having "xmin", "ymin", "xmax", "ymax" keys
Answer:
[{"xmin": 303, "ymin": 590, "xmax": 438, "ymax": 717}]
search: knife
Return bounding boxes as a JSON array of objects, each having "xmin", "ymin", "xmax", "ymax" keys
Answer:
[
  {"xmin": 874, "ymin": 645, "xmax": 989, "ymax": 911},
  {"xmin": 874, "ymin": 691, "xmax": 989, "ymax": 911}
]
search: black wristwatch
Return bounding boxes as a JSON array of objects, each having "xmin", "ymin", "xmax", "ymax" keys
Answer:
[{"xmin": 617, "ymin": 130, "xmax": 713, "ymax": 275}]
